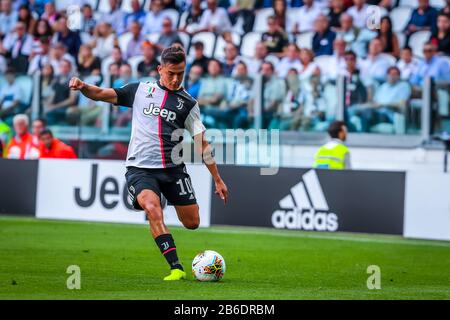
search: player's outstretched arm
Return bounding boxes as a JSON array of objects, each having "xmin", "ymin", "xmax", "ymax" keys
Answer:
[
  {"xmin": 69, "ymin": 77, "xmax": 118, "ymax": 105},
  {"xmin": 194, "ymin": 133, "xmax": 228, "ymax": 204}
]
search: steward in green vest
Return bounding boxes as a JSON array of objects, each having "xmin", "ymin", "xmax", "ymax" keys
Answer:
[{"xmin": 314, "ymin": 121, "xmax": 351, "ymax": 170}]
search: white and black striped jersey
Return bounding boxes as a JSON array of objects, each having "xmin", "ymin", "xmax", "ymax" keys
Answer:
[{"xmin": 113, "ymin": 80, "xmax": 206, "ymax": 169}]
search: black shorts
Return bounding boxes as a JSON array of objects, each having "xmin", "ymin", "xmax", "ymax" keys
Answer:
[{"xmin": 125, "ymin": 164, "xmax": 197, "ymax": 210}]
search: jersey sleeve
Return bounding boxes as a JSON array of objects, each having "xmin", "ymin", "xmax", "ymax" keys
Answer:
[
  {"xmin": 113, "ymin": 82, "xmax": 140, "ymax": 107},
  {"xmin": 184, "ymin": 102, "xmax": 206, "ymax": 137}
]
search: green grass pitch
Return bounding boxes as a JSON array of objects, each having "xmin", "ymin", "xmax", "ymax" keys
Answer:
[{"xmin": 0, "ymin": 216, "xmax": 449, "ymax": 299}]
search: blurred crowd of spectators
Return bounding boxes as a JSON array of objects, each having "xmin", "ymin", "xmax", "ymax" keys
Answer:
[
  {"xmin": 0, "ymin": 0, "xmax": 449, "ymax": 143},
  {"xmin": 0, "ymin": 113, "xmax": 77, "ymax": 159}
]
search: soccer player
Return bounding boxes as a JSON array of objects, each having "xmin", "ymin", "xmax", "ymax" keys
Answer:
[{"xmin": 69, "ymin": 46, "xmax": 228, "ymax": 281}]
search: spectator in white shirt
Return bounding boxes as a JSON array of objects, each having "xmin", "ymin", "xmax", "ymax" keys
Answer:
[
  {"xmin": 49, "ymin": 42, "xmax": 77, "ymax": 76},
  {"xmin": 299, "ymin": 48, "xmax": 320, "ymax": 80},
  {"xmin": 0, "ymin": 21, "xmax": 34, "ymax": 74},
  {"xmin": 142, "ymin": 0, "xmax": 171, "ymax": 35},
  {"xmin": 336, "ymin": 13, "xmax": 357, "ymax": 47},
  {"xmin": 99, "ymin": 0, "xmax": 126, "ymax": 35},
  {"xmin": 90, "ymin": 22, "xmax": 116, "ymax": 59},
  {"xmin": 246, "ymin": 42, "xmax": 270, "ymax": 76},
  {"xmin": 197, "ymin": 0, "xmax": 232, "ymax": 35},
  {"xmin": 0, "ymin": 68, "xmax": 23, "ymax": 120},
  {"xmin": 346, "ymin": 0, "xmax": 369, "ymax": 29},
  {"xmin": 276, "ymin": 43, "xmax": 303, "ymax": 78},
  {"xmin": 396, "ymin": 47, "xmax": 419, "ymax": 81},
  {"xmin": 358, "ymin": 38, "xmax": 393, "ymax": 85},
  {"xmin": 291, "ymin": 0, "xmax": 323, "ymax": 33},
  {"xmin": 322, "ymin": 38, "xmax": 347, "ymax": 81},
  {"xmin": 125, "ymin": 21, "xmax": 145, "ymax": 60},
  {"xmin": 28, "ymin": 36, "xmax": 52, "ymax": 75}
]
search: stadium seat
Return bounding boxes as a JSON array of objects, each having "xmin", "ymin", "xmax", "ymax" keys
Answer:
[
  {"xmin": 15, "ymin": 76, "xmax": 33, "ymax": 106},
  {"xmin": 253, "ymin": 8, "xmax": 274, "ymax": 32},
  {"xmin": 214, "ymin": 33, "xmax": 241, "ymax": 60},
  {"xmin": 143, "ymin": 0, "xmax": 151, "ymax": 11},
  {"xmin": 128, "ymin": 55, "xmax": 144, "ymax": 78},
  {"xmin": 164, "ymin": 9, "xmax": 180, "ymax": 29},
  {"xmin": 240, "ymin": 32, "xmax": 262, "ymax": 58},
  {"xmin": 178, "ymin": 32, "xmax": 191, "ymax": 51},
  {"xmin": 188, "ymin": 32, "xmax": 216, "ymax": 58},
  {"xmin": 101, "ymin": 55, "xmax": 114, "ymax": 76},
  {"xmin": 296, "ymin": 32, "xmax": 314, "ymax": 50},
  {"xmin": 178, "ymin": 11, "xmax": 190, "ymax": 30},
  {"xmin": 399, "ymin": 0, "xmax": 418, "ymax": 7},
  {"xmin": 97, "ymin": 0, "xmax": 111, "ymax": 13},
  {"xmin": 396, "ymin": 32, "xmax": 406, "ymax": 49},
  {"xmin": 286, "ymin": 8, "xmax": 301, "ymax": 33},
  {"xmin": 430, "ymin": 0, "xmax": 446, "ymax": 8},
  {"xmin": 409, "ymin": 31, "xmax": 432, "ymax": 58},
  {"xmin": 55, "ymin": 0, "xmax": 80, "ymax": 12},
  {"xmin": 390, "ymin": 7, "xmax": 413, "ymax": 32},
  {"xmin": 118, "ymin": 32, "xmax": 133, "ymax": 53},
  {"xmin": 121, "ymin": 0, "xmax": 145, "ymax": 13}
]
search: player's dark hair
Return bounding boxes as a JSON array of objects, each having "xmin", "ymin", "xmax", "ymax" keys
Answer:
[
  {"xmin": 39, "ymin": 129, "xmax": 53, "ymax": 137},
  {"xmin": 161, "ymin": 46, "xmax": 186, "ymax": 65},
  {"xmin": 328, "ymin": 121, "xmax": 346, "ymax": 139}
]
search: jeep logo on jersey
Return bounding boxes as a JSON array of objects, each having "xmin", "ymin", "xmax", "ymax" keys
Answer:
[
  {"xmin": 271, "ymin": 170, "xmax": 338, "ymax": 231},
  {"xmin": 143, "ymin": 103, "xmax": 176, "ymax": 121}
]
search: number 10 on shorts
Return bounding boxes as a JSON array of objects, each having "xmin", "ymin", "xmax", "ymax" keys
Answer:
[{"xmin": 176, "ymin": 178, "xmax": 194, "ymax": 196}]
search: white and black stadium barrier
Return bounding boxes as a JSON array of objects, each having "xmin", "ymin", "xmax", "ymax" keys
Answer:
[
  {"xmin": 0, "ymin": 159, "xmax": 39, "ymax": 216},
  {"xmin": 0, "ymin": 159, "xmax": 449, "ymax": 241}
]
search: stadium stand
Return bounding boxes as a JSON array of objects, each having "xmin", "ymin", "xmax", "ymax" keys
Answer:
[{"xmin": 0, "ymin": 0, "xmax": 449, "ymax": 159}]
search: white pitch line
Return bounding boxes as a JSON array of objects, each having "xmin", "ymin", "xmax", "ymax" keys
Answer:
[{"xmin": 203, "ymin": 228, "xmax": 450, "ymax": 248}]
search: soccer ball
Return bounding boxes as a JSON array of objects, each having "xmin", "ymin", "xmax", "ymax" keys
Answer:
[{"xmin": 192, "ymin": 250, "xmax": 226, "ymax": 281}]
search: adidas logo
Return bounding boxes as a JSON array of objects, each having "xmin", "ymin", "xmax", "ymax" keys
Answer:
[{"xmin": 271, "ymin": 170, "xmax": 338, "ymax": 231}]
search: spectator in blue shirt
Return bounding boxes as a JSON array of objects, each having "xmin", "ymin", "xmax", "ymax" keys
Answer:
[
  {"xmin": 0, "ymin": 0, "xmax": 18, "ymax": 40},
  {"xmin": 186, "ymin": 65, "xmax": 203, "ymax": 99},
  {"xmin": 52, "ymin": 16, "xmax": 82, "ymax": 59},
  {"xmin": 371, "ymin": 66, "xmax": 412, "ymax": 130},
  {"xmin": 124, "ymin": 0, "xmax": 146, "ymax": 30},
  {"xmin": 312, "ymin": 14, "xmax": 336, "ymax": 56},
  {"xmin": 405, "ymin": 0, "xmax": 438, "ymax": 36},
  {"xmin": 410, "ymin": 42, "xmax": 450, "ymax": 87}
]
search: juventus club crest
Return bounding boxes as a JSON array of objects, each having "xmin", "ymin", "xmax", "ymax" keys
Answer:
[{"xmin": 176, "ymin": 97, "xmax": 184, "ymax": 110}]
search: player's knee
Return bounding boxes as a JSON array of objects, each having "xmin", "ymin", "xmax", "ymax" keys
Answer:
[
  {"xmin": 142, "ymin": 201, "xmax": 162, "ymax": 222},
  {"xmin": 184, "ymin": 216, "xmax": 200, "ymax": 230}
]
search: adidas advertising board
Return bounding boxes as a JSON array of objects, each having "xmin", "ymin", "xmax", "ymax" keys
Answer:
[
  {"xmin": 271, "ymin": 170, "xmax": 338, "ymax": 231},
  {"xmin": 211, "ymin": 166, "xmax": 405, "ymax": 235},
  {"xmin": 35, "ymin": 159, "xmax": 211, "ymax": 227}
]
